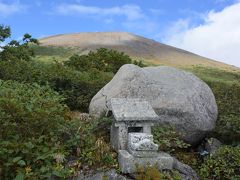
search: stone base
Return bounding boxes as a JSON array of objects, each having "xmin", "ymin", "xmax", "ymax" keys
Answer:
[{"xmin": 118, "ymin": 150, "xmax": 174, "ymax": 174}]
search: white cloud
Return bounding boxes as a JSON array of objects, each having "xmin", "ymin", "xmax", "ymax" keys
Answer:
[
  {"xmin": 0, "ymin": 1, "xmax": 26, "ymax": 17},
  {"xmin": 164, "ymin": 2, "xmax": 240, "ymax": 67},
  {"xmin": 55, "ymin": 4, "xmax": 144, "ymax": 21},
  {"xmin": 53, "ymin": 3, "xmax": 160, "ymax": 33}
]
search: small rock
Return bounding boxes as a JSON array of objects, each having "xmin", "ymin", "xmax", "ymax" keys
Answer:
[
  {"xmin": 173, "ymin": 158, "xmax": 199, "ymax": 180},
  {"xmin": 205, "ymin": 138, "xmax": 222, "ymax": 154},
  {"xmin": 74, "ymin": 169, "xmax": 131, "ymax": 180}
]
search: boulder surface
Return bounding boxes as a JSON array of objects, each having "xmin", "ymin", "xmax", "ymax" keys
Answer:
[{"xmin": 89, "ymin": 64, "xmax": 218, "ymax": 144}]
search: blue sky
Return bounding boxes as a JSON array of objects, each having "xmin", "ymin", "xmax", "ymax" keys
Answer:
[{"xmin": 1, "ymin": 0, "xmax": 240, "ymax": 67}]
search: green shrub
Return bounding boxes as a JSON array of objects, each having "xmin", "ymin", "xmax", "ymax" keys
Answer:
[
  {"xmin": 0, "ymin": 81, "xmax": 116, "ymax": 178},
  {"xmin": 152, "ymin": 125, "xmax": 190, "ymax": 152},
  {"xmin": 0, "ymin": 80, "xmax": 69, "ymax": 139},
  {"xmin": 0, "ymin": 60, "xmax": 113, "ymax": 112},
  {"xmin": 202, "ymin": 80, "xmax": 240, "ymax": 144},
  {"xmin": 136, "ymin": 164, "xmax": 181, "ymax": 180},
  {"xmin": 190, "ymin": 66, "xmax": 240, "ymax": 145},
  {"xmin": 199, "ymin": 146, "xmax": 240, "ymax": 179},
  {"xmin": 0, "ymin": 80, "xmax": 72, "ymax": 178},
  {"xmin": 64, "ymin": 116, "xmax": 117, "ymax": 168},
  {"xmin": 64, "ymin": 48, "xmax": 132, "ymax": 73}
]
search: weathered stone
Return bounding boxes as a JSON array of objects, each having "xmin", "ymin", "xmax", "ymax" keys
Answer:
[
  {"xmin": 127, "ymin": 133, "xmax": 158, "ymax": 157},
  {"xmin": 109, "ymin": 98, "xmax": 158, "ymax": 151},
  {"xmin": 74, "ymin": 169, "xmax": 131, "ymax": 180},
  {"xmin": 118, "ymin": 150, "xmax": 174, "ymax": 174},
  {"xmin": 205, "ymin": 138, "xmax": 222, "ymax": 154},
  {"xmin": 89, "ymin": 64, "xmax": 218, "ymax": 144},
  {"xmin": 108, "ymin": 98, "xmax": 159, "ymax": 121},
  {"xmin": 173, "ymin": 158, "xmax": 199, "ymax": 180}
]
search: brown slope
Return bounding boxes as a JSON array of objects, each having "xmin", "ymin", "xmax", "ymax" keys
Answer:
[{"xmin": 39, "ymin": 32, "xmax": 239, "ymax": 71}]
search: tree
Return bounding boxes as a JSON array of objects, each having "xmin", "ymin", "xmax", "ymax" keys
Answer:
[
  {"xmin": 0, "ymin": 25, "xmax": 10, "ymax": 43},
  {"xmin": 0, "ymin": 25, "xmax": 39, "ymax": 62},
  {"xmin": 65, "ymin": 48, "xmax": 132, "ymax": 73}
]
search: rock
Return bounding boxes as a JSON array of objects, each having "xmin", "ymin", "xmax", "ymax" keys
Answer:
[
  {"xmin": 75, "ymin": 169, "xmax": 131, "ymax": 180},
  {"xmin": 118, "ymin": 150, "xmax": 174, "ymax": 174},
  {"xmin": 205, "ymin": 138, "xmax": 222, "ymax": 154},
  {"xmin": 127, "ymin": 133, "xmax": 158, "ymax": 157},
  {"xmin": 89, "ymin": 64, "xmax": 218, "ymax": 144},
  {"xmin": 173, "ymin": 158, "xmax": 199, "ymax": 180}
]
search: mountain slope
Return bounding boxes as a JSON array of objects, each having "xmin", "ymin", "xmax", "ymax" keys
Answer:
[{"xmin": 39, "ymin": 32, "xmax": 239, "ymax": 71}]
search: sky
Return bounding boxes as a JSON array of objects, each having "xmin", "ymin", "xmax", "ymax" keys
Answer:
[{"xmin": 0, "ymin": 0, "xmax": 240, "ymax": 67}]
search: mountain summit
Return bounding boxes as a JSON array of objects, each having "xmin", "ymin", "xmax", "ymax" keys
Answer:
[{"xmin": 39, "ymin": 32, "xmax": 238, "ymax": 70}]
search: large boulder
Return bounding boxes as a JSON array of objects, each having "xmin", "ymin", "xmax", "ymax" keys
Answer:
[{"xmin": 89, "ymin": 64, "xmax": 218, "ymax": 144}]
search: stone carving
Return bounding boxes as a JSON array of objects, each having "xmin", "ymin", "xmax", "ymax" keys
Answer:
[
  {"xmin": 127, "ymin": 133, "xmax": 158, "ymax": 157},
  {"xmin": 108, "ymin": 98, "xmax": 158, "ymax": 151}
]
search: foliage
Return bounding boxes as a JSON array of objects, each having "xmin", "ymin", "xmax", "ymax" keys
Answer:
[
  {"xmin": 0, "ymin": 25, "xmax": 10, "ymax": 42},
  {"xmin": 212, "ymin": 83, "xmax": 240, "ymax": 144},
  {"xmin": 0, "ymin": 80, "xmax": 116, "ymax": 178},
  {"xmin": 64, "ymin": 116, "xmax": 117, "ymax": 169},
  {"xmin": 173, "ymin": 151, "xmax": 200, "ymax": 171},
  {"xmin": 0, "ymin": 60, "xmax": 113, "ymax": 112},
  {"xmin": 31, "ymin": 45, "xmax": 71, "ymax": 57},
  {"xmin": 0, "ymin": 25, "xmax": 39, "ymax": 62},
  {"xmin": 199, "ymin": 146, "xmax": 240, "ymax": 179},
  {"xmin": 152, "ymin": 125, "xmax": 190, "ymax": 152},
  {"xmin": 135, "ymin": 165, "xmax": 181, "ymax": 180},
  {"xmin": 190, "ymin": 66, "xmax": 240, "ymax": 145},
  {"xmin": 0, "ymin": 80, "xmax": 69, "ymax": 140},
  {"xmin": 0, "ymin": 80, "xmax": 72, "ymax": 178},
  {"xmin": 64, "ymin": 48, "xmax": 144, "ymax": 73}
]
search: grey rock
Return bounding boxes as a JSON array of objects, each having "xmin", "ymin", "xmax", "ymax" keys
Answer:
[
  {"xmin": 109, "ymin": 99, "xmax": 157, "ymax": 151},
  {"xmin": 118, "ymin": 150, "xmax": 174, "ymax": 174},
  {"xmin": 89, "ymin": 64, "xmax": 218, "ymax": 144},
  {"xmin": 205, "ymin": 138, "xmax": 222, "ymax": 154},
  {"xmin": 173, "ymin": 158, "xmax": 199, "ymax": 180},
  {"xmin": 108, "ymin": 98, "xmax": 159, "ymax": 121},
  {"xmin": 127, "ymin": 133, "xmax": 158, "ymax": 157},
  {"xmin": 75, "ymin": 169, "xmax": 131, "ymax": 180}
]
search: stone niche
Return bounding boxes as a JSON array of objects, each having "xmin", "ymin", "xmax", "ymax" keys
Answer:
[
  {"xmin": 107, "ymin": 98, "xmax": 174, "ymax": 174},
  {"xmin": 107, "ymin": 98, "xmax": 159, "ymax": 151}
]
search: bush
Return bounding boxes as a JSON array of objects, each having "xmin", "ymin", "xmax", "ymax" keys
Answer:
[
  {"xmin": 199, "ymin": 146, "xmax": 240, "ymax": 179},
  {"xmin": 211, "ymin": 83, "xmax": 240, "ymax": 144},
  {"xmin": 0, "ymin": 80, "xmax": 69, "ymax": 139},
  {"xmin": 0, "ymin": 80, "xmax": 72, "ymax": 178},
  {"xmin": 0, "ymin": 81, "xmax": 116, "ymax": 178},
  {"xmin": 0, "ymin": 60, "xmax": 113, "ymax": 112},
  {"xmin": 136, "ymin": 165, "xmax": 181, "ymax": 180},
  {"xmin": 190, "ymin": 66, "xmax": 240, "ymax": 145},
  {"xmin": 152, "ymin": 125, "xmax": 190, "ymax": 152},
  {"xmin": 64, "ymin": 48, "xmax": 132, "ymax": 73}
]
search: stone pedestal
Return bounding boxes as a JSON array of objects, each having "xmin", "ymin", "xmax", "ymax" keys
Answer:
[
  {"xmin": 118, "ymin": 133, "xmax": 174, "ymax": 174},
  {"xmin": 118, "ymin": 150, "xmax": 174, "ymax": 174}
]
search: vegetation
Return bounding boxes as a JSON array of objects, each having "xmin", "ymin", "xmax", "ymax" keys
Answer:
[
  {"xmin": 152, "ymin": 125, "xmax": 190, "ymax": 152},
  {"xmin": 189, "ymin": 66, "xmax": 240, "ymax": 145},
  {"xmin": 0, "ymin": 81, "xmax": 116, "ymax": 178},
  {"xmin": 199, "ymin": 146, "xmax": 240, "ymax": 179},
  {"xmin": 136, "ymin": 165, "xmax": 181, "ymax": 180},
  {"xmin": 0, "ymin": 60, "xmax": 113, "ymax": 112},
  {"xmin": 65, "ymin": 48, "xmax": 145, "ymax": 73},
  {"xmin": 0, "ymin": 25, "xmax": 240, "ymax": 179},
  {"xmin": 0, "ymin": 25, "xmax": 38, "ymax": 62}
]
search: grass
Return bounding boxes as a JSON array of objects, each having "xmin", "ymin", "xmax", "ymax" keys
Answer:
[
  {"xmin": 186, "ymin": 65, "xmax": 240, "ymax": 85},
  {"xmin": 33, "ymin": 45, "xmax": 240, "ymax": 84}
]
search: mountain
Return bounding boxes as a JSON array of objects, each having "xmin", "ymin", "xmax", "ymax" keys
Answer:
[{"xmin": 39, "ymin": 32, "xmax": 239, "ymax": 71}]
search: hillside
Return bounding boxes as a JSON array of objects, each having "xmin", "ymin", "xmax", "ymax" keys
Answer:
[{"xmin": 39, "ymin": 32, "xmax": 239, "ymax": 71}]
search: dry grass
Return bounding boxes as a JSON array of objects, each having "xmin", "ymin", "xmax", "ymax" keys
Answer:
[{"xmin": 39, "ymin": 32, "xmax": 239, "ymax": 72}]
